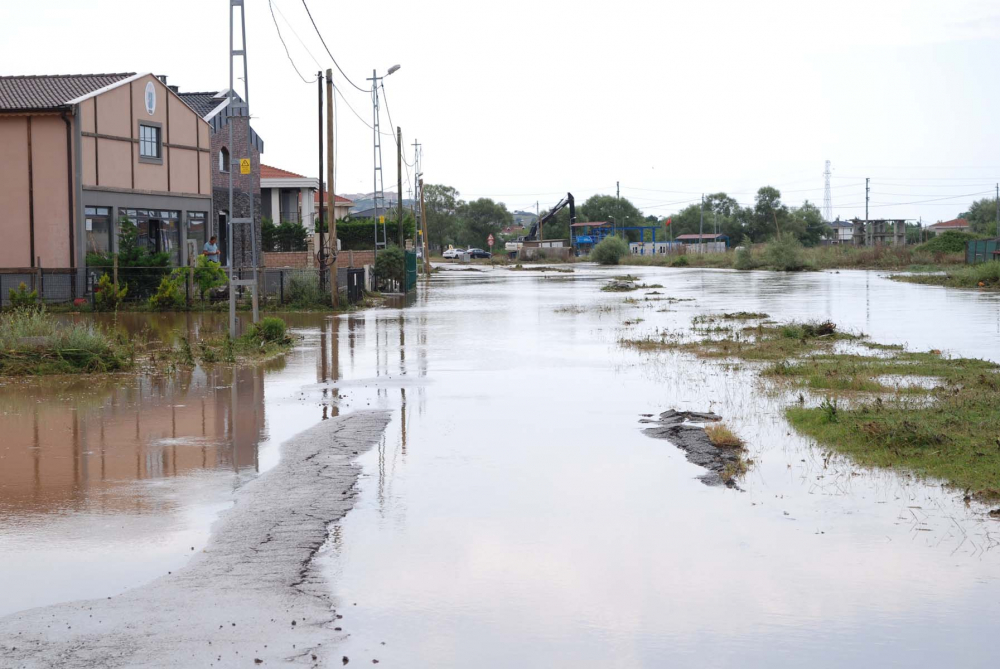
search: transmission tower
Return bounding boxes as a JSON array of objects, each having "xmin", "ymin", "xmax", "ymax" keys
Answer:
[{"xmin": 823, "ymin": 160, "xmax": 833, "ymax": 222}]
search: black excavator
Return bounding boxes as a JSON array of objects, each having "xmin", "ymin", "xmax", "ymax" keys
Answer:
[{"xmin": 525, "ymin": 193, "xmax": 575, "ymax": 241}]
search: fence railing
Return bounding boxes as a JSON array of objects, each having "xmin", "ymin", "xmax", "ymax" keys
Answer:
[
  {"xmin": 1, "ymin": 265, "xmax": 371, "ymax": 308},
  {"xmin": 966, "ymin": 239, "xmax": 1000, "ymax": 264}
]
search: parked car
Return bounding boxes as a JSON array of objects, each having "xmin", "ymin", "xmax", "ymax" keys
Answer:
[
  {"xmin": 468, "ymin": 248, "xmax": 492, "ymax": 259},
  {"xmin": 442, "ymin": 248, "xmax": 465, "ymax": 259}
]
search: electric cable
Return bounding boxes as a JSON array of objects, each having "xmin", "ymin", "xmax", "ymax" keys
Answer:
[
  {"xmin": 300, "ymin": 0, "xmax": 369, "ymax": 93},
  {"xmin": 268, "ymin": 0, "xmax": 317, "ymax": 84}
]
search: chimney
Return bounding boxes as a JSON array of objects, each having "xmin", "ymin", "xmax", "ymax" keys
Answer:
[
  {"xmin": 168, "ymin": 85, "xmax": 179, "ymax": 93},
  {"xmin": 157, "ymin": 74, "xmax": 168, "ymax": 85}
]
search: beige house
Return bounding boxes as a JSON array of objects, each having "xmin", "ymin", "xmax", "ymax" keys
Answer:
[{"xmin": 0, "ymin": 73, "xmax": 212, "ymax": 287}]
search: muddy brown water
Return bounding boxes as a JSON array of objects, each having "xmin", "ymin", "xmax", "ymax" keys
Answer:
[{"xmin": 1, "ymin": 267, "xmax": 999, "ymax": 666}]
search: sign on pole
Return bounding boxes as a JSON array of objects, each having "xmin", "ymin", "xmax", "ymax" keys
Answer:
[
  {"xmin": 239, "ymin": 158, "xmax": 251, "ymax": 175},
  {"xmin": 487, "ymin": 233, "xmax": 494, "ymax": 246}
]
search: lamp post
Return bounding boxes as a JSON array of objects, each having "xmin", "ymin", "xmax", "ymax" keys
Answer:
[{"xmin": 368, "ymin": 64, "xmax": 401, "ymax": 259}]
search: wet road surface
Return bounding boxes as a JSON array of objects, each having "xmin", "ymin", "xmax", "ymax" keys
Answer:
[{"xmin": 2, "ymin": 266, "xmax": 999, "ymax": 666}]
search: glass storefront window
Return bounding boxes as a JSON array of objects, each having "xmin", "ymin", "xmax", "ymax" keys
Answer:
[
  {"xmin": 85, "ymin": 206, "xmax": 112, "ymax": 255},
  {"xmin": 187, "ymin": 212, "xmax": 207, "ymax": 265},
  {"xmin": 116, "ymin": 208, "xmax": 181, "ymax": 265}
]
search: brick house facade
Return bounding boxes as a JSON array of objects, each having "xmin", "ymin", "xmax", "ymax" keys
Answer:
[{"xmin": 178, "ymin": 89, "xmax": 262, "ymax": 269}]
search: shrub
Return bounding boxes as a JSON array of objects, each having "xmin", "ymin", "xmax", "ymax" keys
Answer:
[
  {"xmin": 763, "ymin": 234, "xmax": 807, "ymax": 271},
  {"xmin": 94, "ymin": 274, "xmax": 127, "ymax": 311},
  {"xmin": 734, "ymin": 240, "xmax": 757, "ymax": 270},
  {"xmin": 0, "ymin": 309, "xmax": 131, "ymax": 375},
  {"xmin": 148, "ymin": 271, "xmax": 185, "ymax": 310},
  {"xmin": 286, "ymin": 273, "xmax": 328, "ymax": 307},
  {"xmin": 8, "ymin": 282, "xmax": 39, "ymax": 310},
  {"xmin": 375, "ymin": 245, "xmax": 406, "ymax": 284},
  {"xmin": 917, "ymin": 230, "xmax": 978, "ymax": 254},
  {"xmin": 193, "ymin": 255, "xmax": 227, "ymax": 301},
  {"xmin": 87, "ymin": 217, "xmax": 170, "ymax": 299},
  {"xmin": 591, "ymin": 236, "xmax": 629, "ymax": 265},
  {"xmin": 670, "ymin": 255, "xmax": 690, "ymax": 267},
  {"xmin": 256, "ymin": 316, "xmax": 287, "ymax": 342}
]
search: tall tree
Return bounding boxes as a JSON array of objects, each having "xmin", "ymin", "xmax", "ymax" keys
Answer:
[
  {"xmin": 457, "ymin": 198, "xmax": 513, "ymax": 248},
  {"xmin": 962, "ymin": 197, "xmax": 999, "ymax": 236},
  {"xmin": 580, "ymin": 194, "xmax": 645, "ymax": 240},
  {"xmin": 423, "ymin": 184, "xmax": 462, "ymax": 250}
]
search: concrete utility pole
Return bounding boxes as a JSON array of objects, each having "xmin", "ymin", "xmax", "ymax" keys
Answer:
[
  {"xmin": 397, "ymin": 126, "xmax": 403, "ymax": 246},
  {"xmin": 326, "ymin": 69, "xmax": 337, "ymax": 306},
  {"xmin": 995, "ymin": 183, "xmax": 998, "ymax": 238},
  {"xmin": 699, "ymin": 194, "xmax": 704, "ymax": 254},
  {"xmin": 317, "ymin": 72, "xmax": 325, "ymax": 292},
  {"xmin": 419, "ymin": 178, "xmax": 430, "ymax": 274},
  {"xmin": 865, "ymin": 177, "xmax": 870, "ymax": 223}
]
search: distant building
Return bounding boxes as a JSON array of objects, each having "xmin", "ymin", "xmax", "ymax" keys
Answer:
[
  {"xmin": 927, "ymin": 218, "xmax": 969, "ymax": 233},
  {"xmin": 827, "ymin": 218, "xmax": 853, "ymax": 244},
  {"xmin": 850, "ymin": 219, "xmax": 906, "ymax": 246}
]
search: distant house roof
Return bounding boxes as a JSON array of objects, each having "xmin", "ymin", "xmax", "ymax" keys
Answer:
[
  {"xmin": 570, "ymin": 221, "xmax": 612, "ymax": 228},
  {"xmin": 928, "ymin": 218, "xmax": 969, "ymax": 230},
  {"xmin": 828, "ymin": 220, "xmax": 853, "ymax": 228},
  {"xmin": 261, "ymin": 164, "xmax": 306, "ymax": 179},
  {"xmin": 315, "ymin": 191, "xmax": 354, "ymax": 205},
  {"xmin": 0, "ymin": 73, "xmax": 135, "ymax": 111},
  {"xmin": 675, "ymin": 233, "xmax": 727, "ymax": 241}
]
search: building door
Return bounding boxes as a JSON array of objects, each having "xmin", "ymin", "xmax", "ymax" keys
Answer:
[
  {"xmin": 148, "ymin": 218, "xmax": 162, "ymax": 254},
  {"xmin": 218, "ymin": 212, "xmax": 228, "ymax": 267}
]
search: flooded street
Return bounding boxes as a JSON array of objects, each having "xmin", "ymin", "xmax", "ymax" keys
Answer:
[{"xmin": 2, "ymin": 266, "xmax": 1000, "ymax": 666}]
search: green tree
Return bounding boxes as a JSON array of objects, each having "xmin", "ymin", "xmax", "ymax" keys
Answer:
[
  {"xmin": 423, "ymin": 184, "xmax": 462, "ymax": 250},
  {"xmin": 751, "ymin": 186, "xmax": 789, "ymax": 242},
  {"xmin": 787, "ymin": 201, "xmax": 830, "ymax": 247},
  {"xmin": 580, "ymin": 195, "xmax": 644, "ymax": 239},
  {"xmin": 457, "ymin": 198, "xmax": 513, "ymax": 248},
  {"xmin": 961, "ymin": 197, "xmax": 999, "ymax": 236}
]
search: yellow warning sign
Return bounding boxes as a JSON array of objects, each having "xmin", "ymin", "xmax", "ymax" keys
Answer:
[
  {"xmin": 379, "ymin": 215, "xmax": 385, "ymax": 224},
  {"xmin": 239, "ymin": 158, "xmax": 251, "ymax": 175}
]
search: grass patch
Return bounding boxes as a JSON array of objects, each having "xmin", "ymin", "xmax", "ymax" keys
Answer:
[
  {"xmin": 509, "ymin": 264, "xmax": 574, "ymax": 273},
  {"xmin": 705, "ymin": 423, "xmax": 744, "ymax": 448},
  {"xmin": 889, "ymin": 261, "xmax": 1000, "ymax": 290},
  {"xmin": 621, "ymin": 315, "xmax": 1000, "ymax": 499},
  {"xmin": 0, "ymin": 309, "xmax": 133, "ymax": 375}
]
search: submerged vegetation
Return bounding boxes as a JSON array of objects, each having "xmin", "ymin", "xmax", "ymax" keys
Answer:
[
  {"xmin": 0, "ymin": 309, "xmax": 133, "ymax": 375},
  {"xmin": 622, "ymin": 317, "xmax": 1000, "ymax": 500},
  {"xmin": 890, "ymin": 261, "xmax": 1000, "ymax": 290},
  {"xmin": 0, "ymin": 310, "xmax": 295, "ymax": 377}
]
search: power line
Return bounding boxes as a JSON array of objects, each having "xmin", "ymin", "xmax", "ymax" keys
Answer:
[
  {"xmin": 299, "ymin": 0, "xmax": 368, "ymax": 93},
  {"xmin": 271, "ymin": 0, "xmax": 322, "ymax": 68},
  {"xmin": 267, "ymin": 0, "xmax": 317, "ymax": 83}
]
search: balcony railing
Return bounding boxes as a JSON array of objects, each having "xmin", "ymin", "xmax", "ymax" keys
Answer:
[{"xmin": 278, "ymin": 211, "xmax": 301, "ymax": 224}]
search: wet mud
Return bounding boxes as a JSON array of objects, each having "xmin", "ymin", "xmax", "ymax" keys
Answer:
[
  {"xmin": 0, "ymin": 410, "xmax": 390, "ymax": 668},
  {"xmin": 641, "ymin": 410, "xmax": 741, "ymax": 487}
]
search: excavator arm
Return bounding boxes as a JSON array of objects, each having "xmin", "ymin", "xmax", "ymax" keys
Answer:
[{"xmin": 526, "ymin": 193, "xmax": 575, "ymax": 241}]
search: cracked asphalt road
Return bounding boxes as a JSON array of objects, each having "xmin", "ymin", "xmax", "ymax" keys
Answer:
[{"xmin": 0, "ymin": 410, "xmax": 390, "ymax": 668}]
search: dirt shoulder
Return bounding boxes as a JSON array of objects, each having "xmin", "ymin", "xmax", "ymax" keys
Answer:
[{"xmin": 0, "ymin": 410, "xmax": 391, "ymax": 668}]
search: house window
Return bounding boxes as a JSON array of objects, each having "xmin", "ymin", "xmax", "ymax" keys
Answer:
[
  {"xmin": 219, "ymin": 147, "xmax": 230, "ymax": 173},
  {"xmin": 85, "ymin": 206, "xmax": 112, "ymax": 255},
  {"xmin": 138, "ymin": 123, "xmax": 161, "ymax": 160}
]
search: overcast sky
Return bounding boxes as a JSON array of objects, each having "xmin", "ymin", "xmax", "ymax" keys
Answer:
[{"xmin": 4, "ymin": 0, "xmax": 1000, "ymax": 222}]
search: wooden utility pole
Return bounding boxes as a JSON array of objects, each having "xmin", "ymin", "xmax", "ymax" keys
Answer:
[
  {"xmin": 419, "ymin": 178, "xmax": 430, "ymax": 274},
  {"xmin": 325, "ymin": 69, "xmax": 338, "ymax": 306},
  {"xmin": 397, "ymin": 127, "xmax": 404, "ymax": 246},
  {"xmin": 317, "ymin": 72, "xmax": 325, "ymax": 290}
]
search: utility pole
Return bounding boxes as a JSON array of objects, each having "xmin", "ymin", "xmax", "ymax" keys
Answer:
[
  {"xmin": 823, "ymin": 160, "xmax": 833, "ymax": 222},
  {"xmin": 397, "ymin": 126, "xmax": 403, "ymax": 246},
  {"xmin": 419, "ymin": 178, "xmax": 430, "ymax": 274},
  {"xmin": 317, "ymin": 71, "xmax": 325, "ymax": 292},
  {"xmin": 326, "ymin": 69, "xmax": 337, "ymax": 306},
  {"xmin": 699, "ymin": 194, "xmax": 704, "ymax": 254},
  {"xmin": 865, "ymin": 177, "xmax": 870, "ymax": 247},
  {"xmin": 367, "ymin": 69, "xmax": 387, "ymax": 257},
  {"xmin": 616, "ymin": 181, "xmax": 620, "ymax": 237},
  {"xmin": 995, "ymin": 183, "xmax": 998, "ymax": 238}
]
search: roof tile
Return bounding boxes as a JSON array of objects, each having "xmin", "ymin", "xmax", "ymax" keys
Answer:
[{"xmin": 0, "ymin": 73, "xmax": 134, "ymax": 111}]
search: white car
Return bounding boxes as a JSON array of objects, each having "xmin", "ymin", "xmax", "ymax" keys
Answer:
[{"xmin": 442, "ymin": 248, "xmax": 465, "ymax": 259}]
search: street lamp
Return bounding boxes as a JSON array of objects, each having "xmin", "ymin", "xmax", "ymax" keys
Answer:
[{"xmin": 387, "ymin": 64, "xmax": 401, "ymax": 76}]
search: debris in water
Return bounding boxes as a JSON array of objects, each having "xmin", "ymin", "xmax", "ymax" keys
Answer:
[{"xmin": 640, "ymin": 410, "xmax": 747, "ymax": 487}]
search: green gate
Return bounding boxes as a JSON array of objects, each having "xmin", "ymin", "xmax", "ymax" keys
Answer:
[
  {"xmin": 966, "ymin": 239, "xmax": 1000, "ymax": 264},
  {"xmin": 405, "ymin": 250, "xmax": 418, "ymax": 292}
]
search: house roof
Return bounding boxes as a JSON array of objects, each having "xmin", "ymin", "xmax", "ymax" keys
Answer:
[
  {"xmin": 828, "ymin": 220, "xmax": 853, "ymax": 228},
  {"xmin": 261, "ymin": 164, "xmax": 306, "ymax": 179},
  {"xmin": 570, "ymin": 221, "xmax": 611, "ymax": 228},
  {"xmin": 0, "ymin": 73, "xmax": 135, "ymax": 111},
  {"xmin": 928, "ymin": 218, "xmax": 969, "ymax": 229},
  {"xmin": 316, "ymin": 191, "xmax": 354, "ymax": 205},
  {"xmin": 176, "ymin": 91, "xmax": 223, "ymax": 118},
  {"xmin": 675, "ymin": 233, "xmax": 727, "ymax": 240}
]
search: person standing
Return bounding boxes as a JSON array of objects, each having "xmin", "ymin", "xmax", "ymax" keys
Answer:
[{"xmin": 202, "ymin": 236, "xmax": 221, "ymax": 264}]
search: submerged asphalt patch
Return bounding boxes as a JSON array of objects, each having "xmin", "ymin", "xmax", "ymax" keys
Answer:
[
  {"xmin": 0, "ymin": 410, "xmax": 391, "ymax": 668},
  {"xmin": 641, "ymin": 410, "xmax": 742, "ymax": 487}
]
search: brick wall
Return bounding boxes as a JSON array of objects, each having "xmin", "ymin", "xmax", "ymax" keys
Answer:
[
  {"xmin": 211, "ymin": 115, "xmax": 261, "ymax": 269},
  {"xmin": 263, "ymin": 249, "xmax": 374, "ymax": 269}
]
